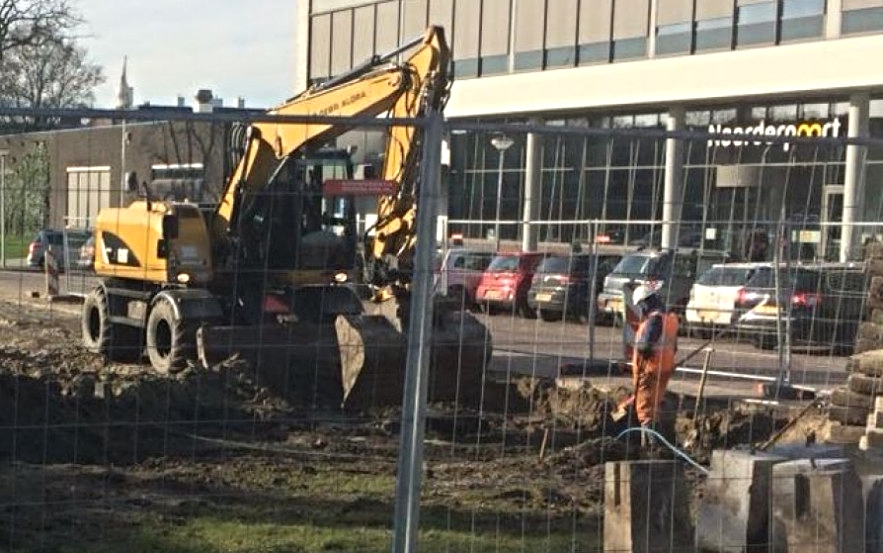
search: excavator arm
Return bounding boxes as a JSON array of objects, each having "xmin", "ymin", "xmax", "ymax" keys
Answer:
[
  {"xmin": 212, "ymin": 26, "xmax": 451, "ymax": 269},
  {"xmin": 363, "ymin": 27, "xmax": 451, "ymax": 298}
]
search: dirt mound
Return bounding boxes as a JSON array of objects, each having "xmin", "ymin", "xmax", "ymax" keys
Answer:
[
  {"xmin": 0, "ymin": 335, "xmax": 297, "ymax": 465},
  {"xmin": 517, "ymin": 378, "xmax": 631, "ymax": 433}
]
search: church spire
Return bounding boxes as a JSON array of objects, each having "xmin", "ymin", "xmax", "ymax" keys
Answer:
[{"xmin": 117, "ymin": 56, "xmax": 133, "ymax": 109}]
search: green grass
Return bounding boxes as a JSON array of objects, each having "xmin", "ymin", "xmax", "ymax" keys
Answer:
[
  {"xmin": 4, "ymin": 461, "xmax": 600, "ymax": 553},
  {"xmin": 1, "ymin": 234, "xmax": 29, "ymax": 260},
  {"xmin": 53, "ymin": 516, "xmax": 595, "ymax": 553}
]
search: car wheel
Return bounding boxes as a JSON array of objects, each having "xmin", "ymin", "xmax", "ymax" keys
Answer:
[
  {"xmin": 538, "ymin": 309, "xmax": 561, "ymax": 322},
  {"xmin": 146, "ymin": 297, "xmax": 193, "ymax": 373}
]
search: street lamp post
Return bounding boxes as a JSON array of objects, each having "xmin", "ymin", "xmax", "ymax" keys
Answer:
[
  {"xmin": 0, "ymin": 150, "xmax": 7, "ymax": 268},
  {"xmin": 491, "ymin": 135, "xmax": 514, "ymax": 252}
]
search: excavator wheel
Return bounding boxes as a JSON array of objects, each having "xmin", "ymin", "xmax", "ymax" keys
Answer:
[
  {"xmin": 82, "ymin": 286, "xmax": 142, "ymax": 362},
  {"xmin": 146, "ymin": 297, "xmax": 194, "ymax": 373}
]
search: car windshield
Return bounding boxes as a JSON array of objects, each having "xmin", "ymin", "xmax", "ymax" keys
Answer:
[
  {"xmin": 536, "ymin": 256, "xmax": 570, "ymax": 274},
  {"xmin": 487, "ymin": 255, "xmax": 520, "ymax": 272},
  {"xmin": 696, "ymin": 266, "xmax": 757, "ymax": 286},
  {"xmin": 612, "ymin": 254, "xmax": 652, "ymax": 275}
]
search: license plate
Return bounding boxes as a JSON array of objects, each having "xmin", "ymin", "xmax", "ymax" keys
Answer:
[
  {"xmin": 485, "ymin": 290, "xmax": 502, "ymax": 300},
  {"xmin": 607, "ymin": 298, "xmax": 622, "ymax": 312},
  {"xmin": 536, "ymin": 293, "xmax": 553, "ymax": 302},
  {"xmin": 754, "ymin": 305, "xmax": 779, "ymax": 315}
]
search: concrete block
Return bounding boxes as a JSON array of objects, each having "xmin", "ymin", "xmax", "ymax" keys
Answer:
[
  {"xmin": 865, "ymin": 429, "xmax": 883, "ymax": 449},
  {"xmin": 770, "ymin": 459, "xmax": 865, "ymax": 553},
  {"xmin": 862, "ymin": 476, "xmax": 883, "ymax": 553},
  {"xmin": 603, "ymin": 460, "xmax": 694, "ymax": 553},
  {"xmin": 869, "ymin": 412, "xmax": 883, "ymax": 431},
  {"xmin": 876, "ymin": 396, "xmax": 883, "ymax": 412},
  {"xmin": 696, "ymin": 449, "xmax": 787, "ymax": 553},
  {"xmin": 766, "ymin": 443, "xmax": 846, "ymax": 461}
]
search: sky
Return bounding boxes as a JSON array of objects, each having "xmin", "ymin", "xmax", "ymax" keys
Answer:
[{"xmin": 75, "ymin": 0, "xmax": 299, "ymax": 110}]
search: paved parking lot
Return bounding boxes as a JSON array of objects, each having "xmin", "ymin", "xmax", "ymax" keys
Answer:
[
  {"xmin": 0, "ymin": 268, "xmax": 848, "ymax": 400},
  {"xmin": 479, "ymin": 309, "xmax": 848, "ymax": 399}
]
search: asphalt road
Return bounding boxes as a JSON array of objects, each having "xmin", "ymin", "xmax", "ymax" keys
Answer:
[
  {"xmin": 0, "ymin": 268, "xmax": 848, "ymax": 399},
  {"xmin": 478, "ymin": 309, "xmax": 849, "ymax": 398}
]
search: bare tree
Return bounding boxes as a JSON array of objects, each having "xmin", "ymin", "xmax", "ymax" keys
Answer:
[
  {"xmin": 1, "ymin": 35, "xmax": 103, "ymax": 108},
  {"xmin": 0, "ymin": 34, "xmax": 104, "ymax": 129},
  {"xmin": 0, "ymin": 0, "xmax": 78, "ymax": 61}
]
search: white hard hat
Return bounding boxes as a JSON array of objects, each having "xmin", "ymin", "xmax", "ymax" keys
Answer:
[{"xmin": 632, "ymin": 283, "xmax": 657, "ymax": 306}]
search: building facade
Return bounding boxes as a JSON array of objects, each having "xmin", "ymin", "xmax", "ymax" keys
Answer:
[{"xmin": 298, "ymin": 0, "xmax": 883, "ymax": 261}]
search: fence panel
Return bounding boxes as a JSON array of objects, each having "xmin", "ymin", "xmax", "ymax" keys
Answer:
[{"xmin": 0, "ymin": 110, "xmax": 882, "ymax": 553}]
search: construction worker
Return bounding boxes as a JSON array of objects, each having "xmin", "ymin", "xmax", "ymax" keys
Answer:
[{"xmin": 630, "ymin": 284, "xmax": 679, "ymax": 444}]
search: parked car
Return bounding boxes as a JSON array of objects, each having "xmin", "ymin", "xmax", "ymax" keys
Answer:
[
  {"xmin": 596, "ymin": 248, "xmax": 733, "ymax": 326},
  {"xmin": 434, "ymin": 247, "xmax": 494, "ymax": 309},
  {"xmin": 475, "ymin": 252, "xmax": 546, "ymax": 317},
  {"xmin": 27, "ymin": 229, "xmax": 91, "ymax": 270},
  {"xmin": 78, "ymin": 235, "xmax": 96, "ymax": 270},
  {"xmin": 685, "ymin": 262, "xmax": 769, "ymax": 336},
  {"xmin": 527, "ymin": 253, "xmax": 621, "ymax": 322},
  {"xmin": 733, "ymin": 262, "xmax": 867, "ymax": 354}
]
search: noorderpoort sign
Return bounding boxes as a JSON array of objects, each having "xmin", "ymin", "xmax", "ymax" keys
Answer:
[{"xmin": 707, "ymin": 119, "xmax": 843, "ymax": 151}]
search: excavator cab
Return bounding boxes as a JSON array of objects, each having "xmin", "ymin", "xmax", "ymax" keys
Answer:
[{"xmin": 230, "ymin": 148, "xmax": 360, "ymax": 282}]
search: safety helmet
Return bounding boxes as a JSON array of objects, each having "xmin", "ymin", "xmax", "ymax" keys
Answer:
[{"xmin": 632, "ymin": 283, "xmax": 658, "ymax": 306}]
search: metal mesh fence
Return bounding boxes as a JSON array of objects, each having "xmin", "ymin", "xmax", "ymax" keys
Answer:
[{"xmin": 0, "ymin": 109, "xmax": 881, "ymax": 552}]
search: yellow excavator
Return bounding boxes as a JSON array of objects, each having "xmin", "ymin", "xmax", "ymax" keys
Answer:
[{"xmin": 81, "ymin": 27, "xmax": 492, "ymax": 410}]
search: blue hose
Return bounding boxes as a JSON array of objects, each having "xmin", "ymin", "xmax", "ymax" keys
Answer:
[{"xmin": 615, "ymin": 427, "xmax": 710, "ymax": 475}]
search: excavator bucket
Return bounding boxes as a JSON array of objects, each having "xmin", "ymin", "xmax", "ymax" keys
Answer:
[{"xmin": 196, "ymin": 308, "xmax": 493, "ymax": 411}]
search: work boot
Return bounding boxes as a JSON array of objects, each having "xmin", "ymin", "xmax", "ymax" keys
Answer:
[{"xmin": 640, "ymin": 421, "xmax": 656, "ymax": 448}]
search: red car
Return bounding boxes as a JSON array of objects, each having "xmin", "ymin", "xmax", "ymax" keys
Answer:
[{"xmin": 475, "ymin": 252, "xmax": 546, "ymax": 318}]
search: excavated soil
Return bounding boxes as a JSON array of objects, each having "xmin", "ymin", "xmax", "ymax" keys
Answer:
[{"xmin": 0, "ymin": 298, "xmax": 793, "ymax": 551}]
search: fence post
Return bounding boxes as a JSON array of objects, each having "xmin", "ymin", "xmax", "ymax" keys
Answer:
[
  {"xmin": 391, "ymin": 111, "xmax": 443, "ymax": 553},
  {"xmin": 44, "ymin": 245, "xmax": 59, "ymax": 299}
]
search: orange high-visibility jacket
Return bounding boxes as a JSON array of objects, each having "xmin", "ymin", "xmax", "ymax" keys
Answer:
[{"xmin": 631, "ymin": 311, "xmax": 679, "ymax": 423}]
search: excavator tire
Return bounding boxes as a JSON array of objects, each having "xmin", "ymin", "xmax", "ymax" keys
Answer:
[
  {"xmin": 146, "ymin": 297, "xmax": 193, "ymax": 373},
  {"xmin": 82, "ymin": 286, "xmax": 141, "ymax": 362}
]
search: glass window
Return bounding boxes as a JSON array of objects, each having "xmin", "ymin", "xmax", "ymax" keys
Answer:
[
  {"xmin": 545, "ymin": 47, "xmax": 576, "ymax": 68},
  {"xmin": 842, "ymin": 6, "xmax": 883, "ymax": 35},
  {"xmin": 613, "ymin": 36, "xmax": 647, "ymax": 60},
  {"xmin": 481, "ymin": 55, "xmax": 509, "ymax": 75},
  {"xmin": 634, "ymin": 113, "xmax": 661, "ymax": 127},
  {"xmin": 488, "ymin": 255, "xmax": 520, "ymax": 272},
  {"xmin": 781, "ymin": 0, "xmax": 825, "ymax": 41},
  {"xmin": 514, "ymin": 51, "xmax": 544, "ymax": 71},
  {"xmin": 579, "ymin": 42, "xmax": 611, "ymax": 64},
  {"xmin": 695, "ymin": 16, "xmax": 732, "ymax": 50},
  {"xmin": 454, "ymin": 58, "xmax": 479, "ymax": 78},
  {"xmin": 782, "ymin": 0, "xmax": 824, "ymax": 18},
  {"xmin": 801, "ymin": 102, "xmax": 830, "ymax": 119},
  {"xmin": 770, "ymin": 104, "xmax": 799, "ymax": 121},
  {"xmin": 656, "ymin": 21, "xmax": 693, "ymax": 55},
  {"xmin": 736, "ymin": 2, "xmax": 776, "ymax": 46}
]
